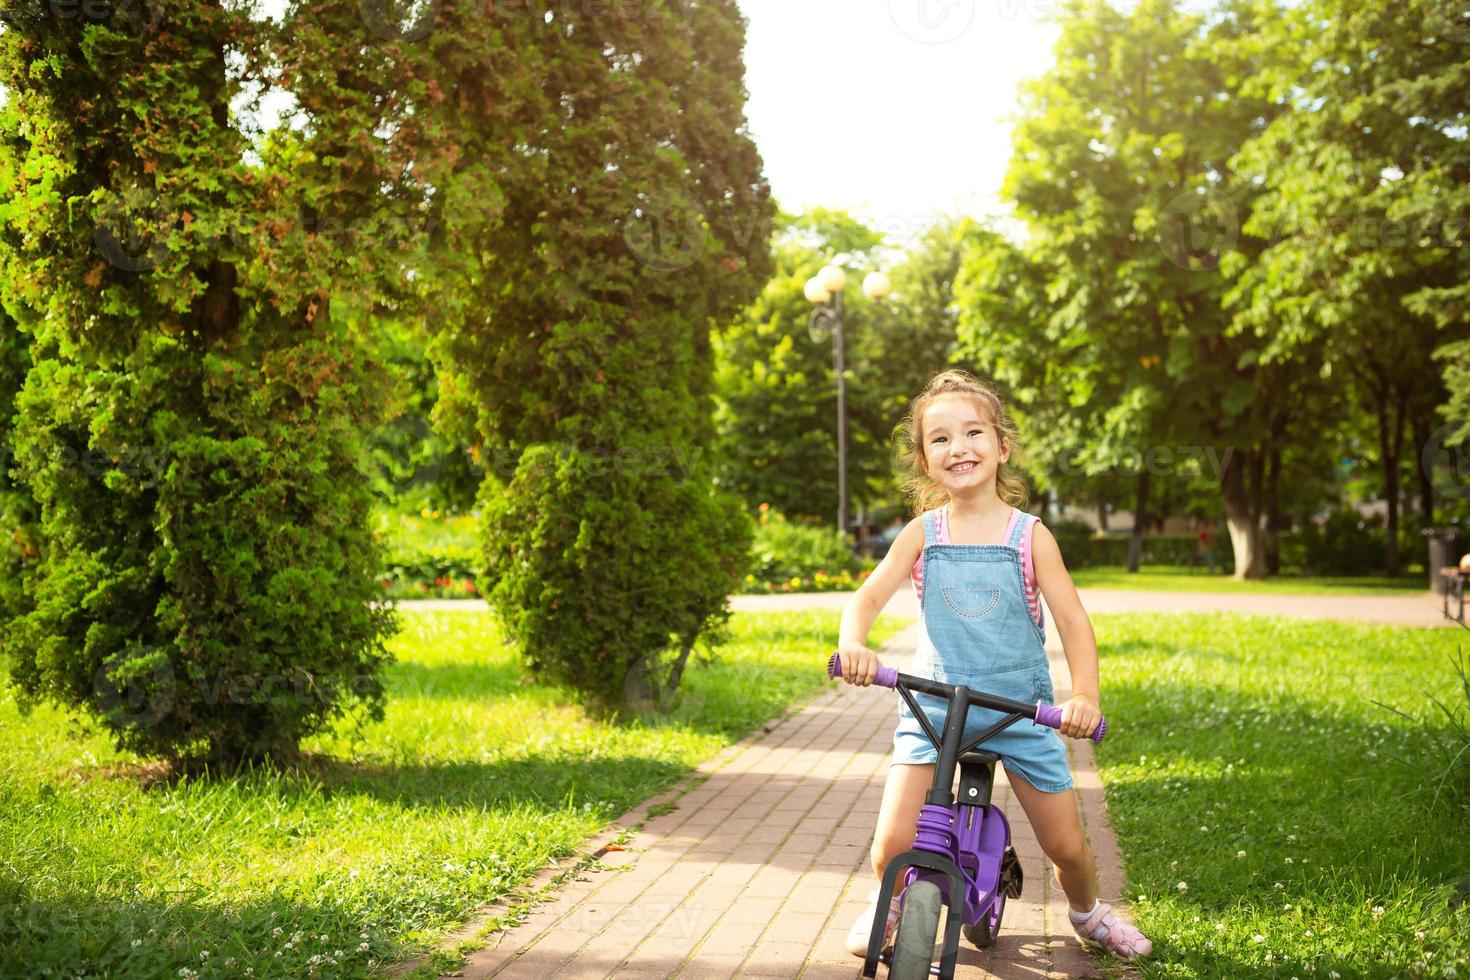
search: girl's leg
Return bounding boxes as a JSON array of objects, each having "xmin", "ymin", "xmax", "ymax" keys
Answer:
[
  {"xmin": 869, "ymin": 762, "xmax": 934, "ymax": 878},
  {"xmin": 846, "ymin": 762, "xmax": 934, "ymax": 956},
  {"xmin": 1003, "ymin": 771, "xmax": 1097, "ymax": 910},
  {"xmin": 1006, "ymin": 767, "xmax": 1153, "ymax": 959}
]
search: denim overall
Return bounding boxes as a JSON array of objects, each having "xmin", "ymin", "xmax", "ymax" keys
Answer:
[{"xmin": 892, "ymin": 506, "xmax": 1074, "ymax": 793}]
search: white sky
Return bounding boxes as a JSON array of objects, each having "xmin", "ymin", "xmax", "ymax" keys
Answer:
[
  {"xmin": 4, "ymin": 0, "xmax": 1061, "ymax": 246},
  {"xmin": 733, "ymin": 0, "xmax": 1062, "ymax": 242}
]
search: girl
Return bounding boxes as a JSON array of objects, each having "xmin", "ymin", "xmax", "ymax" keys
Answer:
[{"xmin": 836, "ymin": 370, "xmax": 1151, "ymax": 962}]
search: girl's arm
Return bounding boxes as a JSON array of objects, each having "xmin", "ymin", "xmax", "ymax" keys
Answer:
[
  {"xmin": 835, "ymin": 517, "xmax": 925, "ymax": 686},
  {"xmin": 1031, "ymin": 522, "xmax": 1104, "ymax": 739}
]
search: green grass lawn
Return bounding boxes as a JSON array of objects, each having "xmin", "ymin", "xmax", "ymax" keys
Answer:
[
  {"xmin": 0, "ymin": 607, "xmax": 909, "ymax": 979},
  {"xmin": 1071, "ymin": 565, "xmax": 1429, "ymax": 595},
  {"xmin": 1091, "ymin": 612, "xmax": 1470, "ymax": 979}
]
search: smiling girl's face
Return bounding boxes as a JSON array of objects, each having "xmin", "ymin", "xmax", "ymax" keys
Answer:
[{"xmin": 920, "ymin": 395, "xmax": 1009, "ymax": 491}]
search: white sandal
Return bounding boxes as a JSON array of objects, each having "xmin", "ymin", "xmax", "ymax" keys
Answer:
[{"xmin": 844, "ymin": 888, "xmax": 900, "ymax": 957}]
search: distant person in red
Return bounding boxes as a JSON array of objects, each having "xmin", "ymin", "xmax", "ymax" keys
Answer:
[{"xmin": 1195, "ymin": 520, "xmax": 1216, "ymax": 574}]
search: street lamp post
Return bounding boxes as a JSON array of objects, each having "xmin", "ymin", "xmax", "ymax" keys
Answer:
[{"xmin": 805, "ymin": 264, "xmax": 892, "ymax": 540}]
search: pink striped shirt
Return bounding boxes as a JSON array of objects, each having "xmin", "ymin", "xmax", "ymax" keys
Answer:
[{"xmin": 912, "ymin": 506, "xmax": 1043, "ymax": 628}]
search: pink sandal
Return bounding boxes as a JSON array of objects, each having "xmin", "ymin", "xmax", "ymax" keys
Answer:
[{"xmin": 1071, "ymin": 901, "xmax": 1153, "ymax": 960}]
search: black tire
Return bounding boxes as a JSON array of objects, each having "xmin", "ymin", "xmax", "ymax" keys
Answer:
[
  {"xmin": 890, "ymin": 880, "xmax": 942, "ymax": 980},
  {"xmin": 966, "ymin": 846, "xmax": 1020, "ymax": 949},
  {"xmin": 1001, "ymin": 844, "xmax": 1024, "ymax": 899},
  {"xmin": 963, "ymin": 893, "xmax": 1004, "ymax": 949}
]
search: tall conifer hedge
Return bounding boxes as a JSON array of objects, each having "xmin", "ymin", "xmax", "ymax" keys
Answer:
[
  {"xmin": 0, "ymin": 0, "xmax": 414, "ymax": 763},
  {"xmin": 0, "ymin": 304, "xmax": 33, "ymax": 624}
]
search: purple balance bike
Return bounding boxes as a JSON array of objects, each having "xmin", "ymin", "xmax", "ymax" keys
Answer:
[{"xmin": 827, "ymin": 654, "xmax": 1107, "ymax": 980}]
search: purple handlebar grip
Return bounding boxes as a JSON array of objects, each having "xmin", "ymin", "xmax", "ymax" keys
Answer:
[
  {"xmin": 1034, "ymin": 701, "xmax": 1108, "ymax": 744},
  {"xmin": 826, "ymin": 653, "xmax": 898, "ymax": 689}
]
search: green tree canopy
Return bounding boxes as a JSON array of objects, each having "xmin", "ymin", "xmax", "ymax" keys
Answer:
[
  {"xmin": 1224, "ymin": 0, "xmax": 1470, "ymax": 566},
  {"xmin": 958, "ymin": 0, "xmax": 1316, "ymax": 578},
  {"xmin": 713, "ymin": 208, "xmax": 889, "ymax": 526}
]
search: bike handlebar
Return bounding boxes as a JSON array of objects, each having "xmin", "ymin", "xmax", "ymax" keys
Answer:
[{"xmin": 826, "ymin": 652, "xmax": 1107, "ymax": 744}]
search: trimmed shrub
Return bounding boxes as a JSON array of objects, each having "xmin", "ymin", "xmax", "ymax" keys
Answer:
[
  {"xmin": 1047, "ymin": 523, "xmax": 1234, "ymax": 570},
  {"xmin": 1047, "ymin": 519, "xmax": 1098, "ymax": 566},
  {"xmin": 1295, "ymin": 508, "xmax": 1388, "ymax": 575},
  {"xmin": 4, "ymin": 337, "xmax": 398, "ymax": 765},
  {"xmin": 745, "ymin": 504, "xmax": 863, "ymax": 590},
  {"xmin": 481, "ymin": 448, "xmax": 753, "ymax": 709},
  {"xmin": 0, "ymin": 308, "xmax": 35, "ymax": 623}
]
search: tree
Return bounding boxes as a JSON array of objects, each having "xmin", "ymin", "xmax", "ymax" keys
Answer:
[
  {"xmin": 962, "ymin": 0, "xmax": 1299, "ymax": 578},
  {"xmin": 713, "ymin": 208, "xmax": 889, "ymax": 524},
  {"xmin": 403, "ymin": 1, "xmax": 774, "ymax": 707},
  {"xmin": 364, "ymin": 317, "xmax": 482, "ymax": 514},
  {"xmin": 1225, "ymin": 0, "xmax": 1470, "ymax": 572},
  {"xmin": 0, "ymin": 0, "xmax": 406, "ymax": 764},
  {"xmin": 860, "ymin": 216, "xmax": 999, "ymax": 510},
  {"xmin": 0, "ymin": 117, "xmax": 33, "ymax": 617},
  {"xmin": 714, "ymin": 209, "xmax": 1004, "ymax": 529}
]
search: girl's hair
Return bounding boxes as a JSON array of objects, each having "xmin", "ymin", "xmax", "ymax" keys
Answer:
[{"xmin": 895, "ymin": 369, "xmax": 1029, "ymax": 516}]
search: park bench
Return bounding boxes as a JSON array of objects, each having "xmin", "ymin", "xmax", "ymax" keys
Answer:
[{"xmin": 1441, "ymin": 567, "xmax": 1466, "ymax": 625}]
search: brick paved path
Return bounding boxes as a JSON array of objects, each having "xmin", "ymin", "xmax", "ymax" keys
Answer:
[{"xmin": 446, "ymin": 621, "xmax": 1127, "ymax": 979}]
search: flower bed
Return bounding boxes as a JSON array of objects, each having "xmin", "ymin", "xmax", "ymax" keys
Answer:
[{"xmin": 375, "ymin": 508, "xmax": 482, "ymax": 599}]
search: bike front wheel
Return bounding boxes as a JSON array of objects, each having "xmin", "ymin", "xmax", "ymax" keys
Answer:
[{"xmin": 890, "ymin": 879, "xmax": 942, "ymax": 980}]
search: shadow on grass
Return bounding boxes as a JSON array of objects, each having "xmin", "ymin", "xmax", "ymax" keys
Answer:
[{"xmin": 383, "ymin": 657, "xmax": 527, "ymax": 697}]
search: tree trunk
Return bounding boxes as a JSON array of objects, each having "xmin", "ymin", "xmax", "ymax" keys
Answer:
[
  {"xmin": 1126, "ymin": 468, "xmax": 1150, "ymax": 574},
  {"xmin": 1097, "ymin": 494, "xmax": 1110, "ymax": 533},
  {"xmin": 1377, "ymin": 388, "xmax": 1406, "ymax": 577},
  {"xmin": 1411, "ymin": 413, "xmax": 1435, "ymax": 524},
  {"xmin": 1264, "ymin": 444, "xmax": 1282, "ymax": 576},
  {"xmin": 1220, "ymin": 447, "xmax": 1264, "ymax": 579},
  {"xmin": 666, "ymin": 634, "xmax": 698, "ymax": 695}
]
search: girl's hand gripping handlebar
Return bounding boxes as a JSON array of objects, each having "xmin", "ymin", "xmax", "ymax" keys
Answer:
[
  {"xmin": 1032, "ymin": 700, "xmax": 1108, "ymax": 744},
  {"xmin": 826, "ymin": 652, "xmax": 1108, "ymax": 744}
]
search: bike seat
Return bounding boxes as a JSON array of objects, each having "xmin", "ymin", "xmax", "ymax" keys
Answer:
[{"xmin": 958, "ymin": 750, "xmax": 1001, "ymax": 766}]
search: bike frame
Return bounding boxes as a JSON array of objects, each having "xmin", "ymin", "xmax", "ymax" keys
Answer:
[
  {"xmin": 861, "ymin": 674, "xmax": 1038, "ymax": 978},
  {"xmin": 824, "ymin": 655, "xmax": 1105, "ymax": 980}
]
